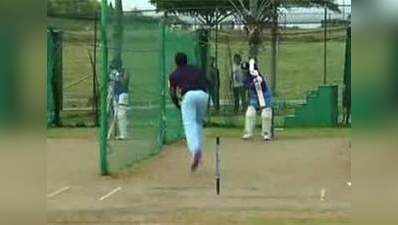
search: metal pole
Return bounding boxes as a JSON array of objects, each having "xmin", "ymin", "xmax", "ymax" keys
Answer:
[
  {"xmin": 215, "ymin": 25, "xmax": 218, "ymax": 69},
  {"xmin": 214, "ymin": 23, "xmax": 219, "ymax": 112},
  {"xmin": 159, "ymin": 16, "xmax": 167, "ymax": 146},
  {"xmin": 93, "ymin": 12, "xmax": 99, "ymax": 126},
  {"xmin": 271, "ymin": 107, "xmax": 275, "ymax": 139},
  {"xmin": 323, "ymin": 7, "xmax": 327, "ymax": 85},
  {"xmin": 100, "ymin": 0, "xmax": 109, "ymax": 175},
  {"xmin": 343, "ymin": 1, "xmax": 346, "ymax": 20},
  {"xmin": 216, "ymin": 137, "xmax": 221, "ymax": 195},
  {"xmin": 270, "ymin": 5, "xmax": 278, "ymax": 94}
]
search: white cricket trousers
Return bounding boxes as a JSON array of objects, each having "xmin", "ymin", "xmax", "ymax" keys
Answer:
[{"xmin": 181, "ymin": 90, "xmax": 209, "ymax": 156}]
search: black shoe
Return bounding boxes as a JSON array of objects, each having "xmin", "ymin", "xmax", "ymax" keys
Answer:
[{"xmin": 191, "ymin": 151, "xmax": 202, "ymax": 172}]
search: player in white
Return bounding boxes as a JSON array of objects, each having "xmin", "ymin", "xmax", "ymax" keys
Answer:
[
  {"xmin": 107, "ymin": 63, "xmax": 130, "ymax": 140},
  {"xmin": 242, "ymin": 59, "xmax": 274, "ymax": 141}
]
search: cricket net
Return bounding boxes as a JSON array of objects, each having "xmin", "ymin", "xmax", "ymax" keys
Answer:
[{"xmin": 100, "ymin": 11, "xmax": 202, "ymax": 174}]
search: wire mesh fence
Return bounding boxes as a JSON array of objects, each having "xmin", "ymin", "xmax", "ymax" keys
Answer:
[
  {"xmin": 100, "ymin": 11, "xmax": 205, "ymax": 174},
  {"xmin": 204, "ymin": 4, "xmax": 351, "ymax": 127},
  {"xmin": 47, "ymin": 3, "xmax": 351, "ymax": 174}
]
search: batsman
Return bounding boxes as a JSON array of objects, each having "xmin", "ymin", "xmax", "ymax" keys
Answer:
[{"xmin": 242, "ymin": 59, "xmax": 274, "ymax": 141}]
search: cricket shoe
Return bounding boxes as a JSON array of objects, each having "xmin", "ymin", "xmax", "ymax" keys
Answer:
[
  {"xmin": 242, "ymin": 134, "xmax": 253, "ymax": 140},
  {"xmin": 191, "ymin": 151, "xmax": 202, "ymax": 172},
  {"xmin": 263, "ymin": 135, "xmax": 272, "ymax": 142}
]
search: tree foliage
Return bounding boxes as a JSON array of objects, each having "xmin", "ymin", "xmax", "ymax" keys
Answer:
[
  {"xmin": 150, "ymin": 0, "xmax": 340, "ymax": 26},
  {"xmin": 229, "ymin": 0, "xmax": 339, "ymax": 58},
  {"xmin": 150, "ymin": 0, "xmax": 234, "ymax": 27},
  {"xmin": 151, "ymin": 0, "xmax": 342, "ymax": 64},
  {"xmin": 151, "ymin": 0, "xmax": 339, "ymax": 11},
  {"xmin": 229, "ymin": 0, "xmax": 339, "ymax": 24}
]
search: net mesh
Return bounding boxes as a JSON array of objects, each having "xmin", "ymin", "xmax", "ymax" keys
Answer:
[
  {"xmin": 100, "ymin": 8, "xmax": 350, "ymax": 173},
  {"xmin": 103, "ymin": 12, "xmax": 201, "ymax": 173},
  {"xmin": 47, "ymin": 4, "xmax": 350, "ymax": 174},
  {"xmin": 204, "ymin": 8, "xmax": 350, "ymax": 127}
]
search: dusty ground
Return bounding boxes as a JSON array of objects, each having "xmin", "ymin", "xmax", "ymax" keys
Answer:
[{"xmin": 47, "ymin": 128, "xmax": 351, "ymax": 225}]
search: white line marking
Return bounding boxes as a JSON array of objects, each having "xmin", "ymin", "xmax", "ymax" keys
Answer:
[
  {"xmin": 47, "ymin": 186, "xmax": 71, "ymax": 198},
  {"xmin": 99, "ymin": 187, "xmax": 122, "ymax": 201}
]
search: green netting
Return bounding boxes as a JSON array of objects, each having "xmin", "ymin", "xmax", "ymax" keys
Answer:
[
  {"xmin": 164, "ymin": 28, "xmax": 201, "ymax": 143},
  {"xmin": 98, "ymin": 5, "xmax": 350, "ymax": 173},
  {"xmin": 102, "ymin": 12, "xmax": 201, "ymax": 174},
  {"xmin": 206, "ymin": 26, "xmax": 348, "ymax": 128}
]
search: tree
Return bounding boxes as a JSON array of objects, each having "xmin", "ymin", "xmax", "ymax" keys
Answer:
[
  {"xmin": 228, "ymin": 0, "xmax": 339, "ymax": 58},
  {"xmin": 150, "ymin": 0, "xmax": 233, "ymax": 27},
  {"xmin": 228, "ymin": 0, "xmax": 339, "ymax": 94},
  {"xmin": 150, "ymin": 0, "xmax": 234, "ymax": 72},
  {"xmin": 151, "ymin": 1, "xmax": 338, "ymax": 56},
  {"xmin": 150, "ymin": 0, "xmax": 340, "ymax": 94}
]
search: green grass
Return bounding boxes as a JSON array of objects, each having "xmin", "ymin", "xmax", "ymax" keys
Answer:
[
  {"xmin": 50, "ymin": 18, "xmax": 347, "ymax": 131},
  {"xmin": 50, "ymin": 16, "xmax": 346, "ymax": 105},
  {"xmin": 216, "ymin": 39, "xmax": 345, "ymax": 101}
]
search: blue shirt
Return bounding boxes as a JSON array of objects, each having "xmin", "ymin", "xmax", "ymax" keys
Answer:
[{"xmin": 244, "ymin": 74, "xmax": 273, "ymax": 108}]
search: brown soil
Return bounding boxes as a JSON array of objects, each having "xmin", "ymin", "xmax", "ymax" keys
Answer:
[{"xmin": 47, "ymin": 134, "xmax": 351, "ymax": 225}]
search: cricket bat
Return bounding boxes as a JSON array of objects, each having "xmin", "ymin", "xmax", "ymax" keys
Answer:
[
  {"xmin": 254, "ymin": 77, "xmax": 266, "ymax": 108},
  {"xmin": 249, "ymin": 59, "xmax": 266, "ymax": 108}
]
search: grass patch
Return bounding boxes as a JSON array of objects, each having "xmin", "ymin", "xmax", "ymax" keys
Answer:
[{"xmin": 49, "ymin": 17, "xmax": 346, "ymax": 105}]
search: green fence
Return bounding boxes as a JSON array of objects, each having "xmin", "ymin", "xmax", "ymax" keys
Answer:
[
  {"xmin": 100, "ymin": 10, "xmax": 201, "ymax": 174},
  {"xmin": 164, "ymin": 29, "xmax": 202, "ymax": 143}
]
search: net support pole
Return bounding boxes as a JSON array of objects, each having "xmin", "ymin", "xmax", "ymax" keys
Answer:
[
  {"xmin": 270, "ymin": 5, "xmax": 278, "ymax": 95},
  {"xmin": 159, "ymin": 15, "xmax": 167, "ymax": 147},
  {"xmin": 215, "ymin": 23, "xmax": 218, "ymax": 69},
  {"xmin": 323, "ymin": 7, "xmax": 328, "ymax": 85},
  {"xmin": 216, "ymin": 137, "xmax": 221, "ymax": 195},
  {"xmin": 271, "ymin": 107, "xmax": 275, "ymax": 139},
  {"xmin": 93, "ymin": 11, "xmax": 99, "ymax": 126},
  {"xmin": 100, "ymin": 0, "xmax": 109, "ymax": 175}
]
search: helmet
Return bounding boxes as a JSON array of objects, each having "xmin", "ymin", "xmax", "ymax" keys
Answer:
[{"xmin": 241, "ymin": 62, "xmax": 249, "ymax": 70}]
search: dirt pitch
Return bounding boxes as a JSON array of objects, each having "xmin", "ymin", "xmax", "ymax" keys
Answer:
[{"xmin": 47, "ymin": 128, "xmax": 351, "ymax": 225}]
